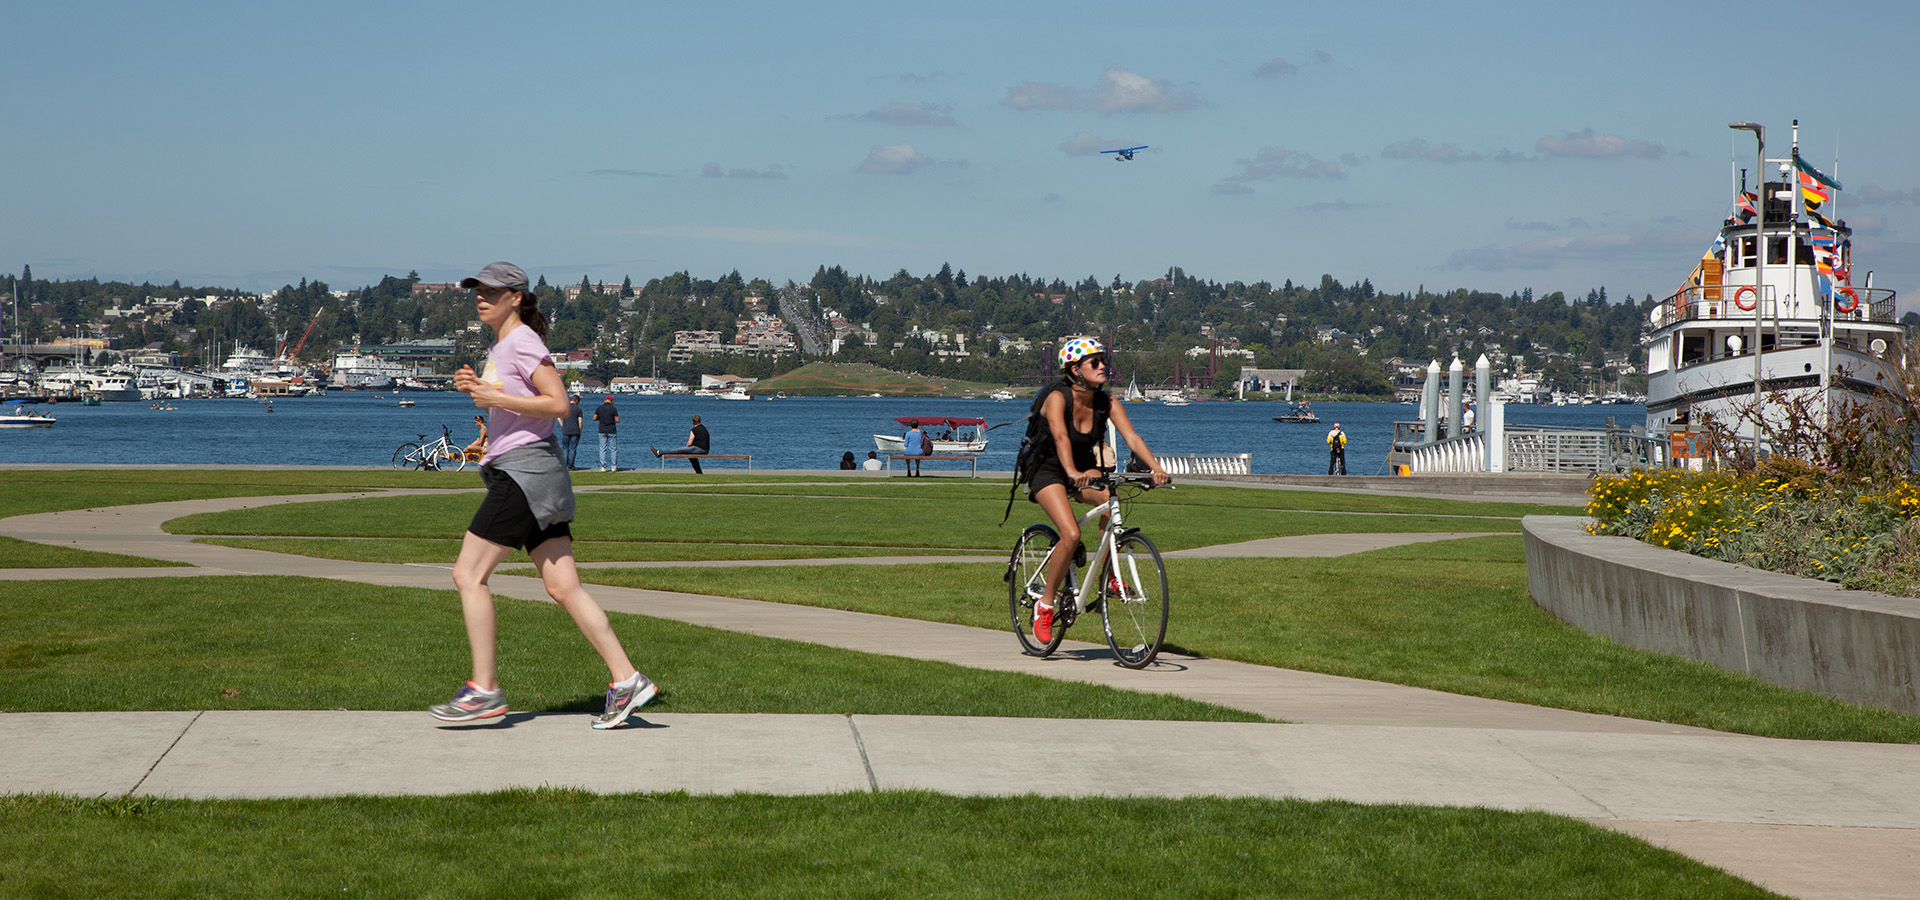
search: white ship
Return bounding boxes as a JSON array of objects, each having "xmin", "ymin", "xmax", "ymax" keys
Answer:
[
  {"xmin": 330, "ymin": 351, "xmax": 407, "ymax": 390},
  {"xmin": 1646, "ymin": 121, "xmax": 1902, "ymax": 443}
]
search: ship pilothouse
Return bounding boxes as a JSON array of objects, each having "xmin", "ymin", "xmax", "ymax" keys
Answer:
[{"xmin": 1644, "ymin": 120, "xmax": 1902, "ymax": 442}]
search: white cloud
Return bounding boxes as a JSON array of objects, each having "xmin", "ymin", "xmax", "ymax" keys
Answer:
[
  {"xmin": 861, "ymin": 102, "xmax": 957, "ymax": 127},
  {"xmin": 858, "ymin": 143, "xmax": 937, "ymax": 175},
  {"xmin": 1253, "ymin": 58, "xmax": 1299, "ymax": 78},
  {"xmin": 1535, "ymin": 128, "xmax": 1666, "ymax": 159},
  {"xmin": 1382, "ymin": 138, "xmax": 1483, "ymax": 163},
  {"xmin": 1004, "ymin": 68, "xmax": 1203, "ymax": 114},
  {"xmin": 1004, "ymin": 81, "xmax": 1079, "ymax": 111},
  {"xmin": 1225, "ymin": 146, "xmax": 1351, "ymax": 182},
  {"xmin": 1089, "ymin": 67, "xmax": 1203, "ymax": 113}
]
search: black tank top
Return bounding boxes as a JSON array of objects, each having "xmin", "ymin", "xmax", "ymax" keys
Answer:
[{"xmin": 1037, "ymin": 381, "xmax": 1110, "ymax": 471}]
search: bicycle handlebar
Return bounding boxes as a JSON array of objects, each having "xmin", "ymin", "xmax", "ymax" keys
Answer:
[{"xmin": 1084, "ymin": 470, "xmax": 1172, "ymax": 492}]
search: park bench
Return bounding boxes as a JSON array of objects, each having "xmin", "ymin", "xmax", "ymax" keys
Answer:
[
  {"xmin": 659, "ymin": 453, "xmax": 752, "ymax": 471},
  {"xmin": 886, "ymin": 454, "xmax": 978, "ymax": 477}
]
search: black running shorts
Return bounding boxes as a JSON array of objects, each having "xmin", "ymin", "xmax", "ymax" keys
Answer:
[{"xmin": 469, "ymin": 466, "xmax": 572, "ymax": 551}]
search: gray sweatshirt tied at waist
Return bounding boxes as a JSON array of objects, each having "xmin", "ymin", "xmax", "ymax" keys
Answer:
[{"xmin": 486, "ymin": 436, "xmax": 575, "ymax": 529}]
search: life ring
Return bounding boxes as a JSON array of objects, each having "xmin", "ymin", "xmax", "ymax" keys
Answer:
[
  {"xmin": 1835, "ymin": 287, "xmax": 1859, "ymax": 314},
  {"xmin": 1733, "ymin": 285, "xmax": 1757, "ymax": 311}
]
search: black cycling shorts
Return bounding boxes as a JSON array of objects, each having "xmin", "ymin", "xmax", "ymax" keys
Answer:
[
  {"xmin": 1026, "ymin": 458, "xmax": 1091, "ymax": 503},
  {"xmin": 469, "ymin": 466, "xmax": 572, "ymax": 551}
]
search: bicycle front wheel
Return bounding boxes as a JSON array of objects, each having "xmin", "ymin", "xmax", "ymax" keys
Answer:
[
  {"xmin": 1007, "ymin": 523, "xmax": 1066, "ymax": 656},
  {"xmin": 439, "ymin": 445, "xmax": 469, "ymax": 472},
  {"xmin": 392, "ymin": 443, "xmax": 420, "ymax": 468},
  {"xmin": 1101, "ymin": 531, "xmax": 1169, "ymax": 668}
]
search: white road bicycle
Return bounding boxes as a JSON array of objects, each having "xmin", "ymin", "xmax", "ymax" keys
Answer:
[
  {"xmin": 391, "ymin": 425, "xmax": 469, "ymax": 471},
  {"xmin": 1005, "ymin": 470, "xmax": 1170, "ymax": 668}
]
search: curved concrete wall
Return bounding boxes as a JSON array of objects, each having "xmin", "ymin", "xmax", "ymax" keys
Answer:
[{"xmin": 1523, "ymin": 515, "xmax": 1920, "ymax": 715}]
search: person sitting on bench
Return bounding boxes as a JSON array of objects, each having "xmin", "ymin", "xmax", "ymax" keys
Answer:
[{"xmin": 652, "ymin": 415, "xmax": 710, "ymax": 474}]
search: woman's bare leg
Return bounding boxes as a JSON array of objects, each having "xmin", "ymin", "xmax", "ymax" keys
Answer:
[
  {"xmin": 451, "ymin": 531, "xmax": 516, "ymax": 690},
  {"xmin": 530, "ymin": 535, "xmax": 637, "ymax": 682}
]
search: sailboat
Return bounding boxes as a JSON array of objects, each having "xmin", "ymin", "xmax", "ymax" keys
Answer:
[{"xmin": 1124, "ymin": 377, "xmax": 1146, "ymax": 402}]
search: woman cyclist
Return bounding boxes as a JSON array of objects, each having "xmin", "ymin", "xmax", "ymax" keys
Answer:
[{"xmin": 1028, "ymin": 336, "xmax": 1170, "ymax": 643}]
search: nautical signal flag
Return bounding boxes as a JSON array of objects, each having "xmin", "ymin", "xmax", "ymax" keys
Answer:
[
  {"xmin": 1793, "ymin": 152, "xmax": 1841, "ymax": 210},
  {"xmin": 1735, "ymin": 191, "xmax": 1758, "ymax": 221},
  {"xmin": 1797, "ymin": 169, "xmax": 1831, "ymax": 209}
]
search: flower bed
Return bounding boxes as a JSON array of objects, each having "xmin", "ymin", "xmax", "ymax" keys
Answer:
[{"xmin": 1586, "ymin": 463, "xmax": 1920, "ymax": 597}]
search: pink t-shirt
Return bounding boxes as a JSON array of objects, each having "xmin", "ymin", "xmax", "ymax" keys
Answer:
[{"xmin": 477, "ymin": 325, "xmax": 556, "ymax": 464}]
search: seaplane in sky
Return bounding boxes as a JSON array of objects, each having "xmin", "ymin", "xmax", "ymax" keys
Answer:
[{"xmin": 1100, "ymin": 145, "xmax": 1147, "ymax": 161}]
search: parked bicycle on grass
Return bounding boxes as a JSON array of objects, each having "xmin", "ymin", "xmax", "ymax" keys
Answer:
[{"xmin": 392, "ymin": 425, "xmax": 470, "ymax": 471}]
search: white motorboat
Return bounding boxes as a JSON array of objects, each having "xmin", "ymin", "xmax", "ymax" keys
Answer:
[
  {"xmin": 0, "ymin": 407, "xmax": 54, "ymax": 427},
  {"xmin": 989, "ymin": 389, "xmax": 1017, "ymax": 402},
  {"xmin": 1645, "ymin": 120, "xmax": 1901, "ymax": 444},
  {"xmin": 874, "ymin": 416, "xmax": 989, "ymax": 454},
  {"xmin": 715, "ymin": 386, "xmax": 752, "ymax": 401}
]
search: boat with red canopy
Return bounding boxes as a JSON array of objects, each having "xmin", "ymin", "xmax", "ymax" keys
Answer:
[{"xmin": 874, "ymin": 416, "xmax": 989, "ymax": 454}]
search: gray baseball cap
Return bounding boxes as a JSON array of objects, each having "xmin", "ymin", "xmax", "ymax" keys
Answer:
[{"xmin": 459, "ymin": 261, "xmax": 531, "ymax": 292}]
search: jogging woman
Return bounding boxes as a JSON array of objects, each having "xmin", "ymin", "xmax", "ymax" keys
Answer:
[
  {"xmin": 1028, "ymin": 336, "xmax": 1170, "ymax": 643},
  {"xmin": 429, "ymin": 261, "xmax": 656, "ymax": 729}
]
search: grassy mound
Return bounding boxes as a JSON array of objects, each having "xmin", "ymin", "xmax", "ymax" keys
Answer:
[{"xmin": 751, "ymin": 361, "xmax": 1017, "ymax": 398}]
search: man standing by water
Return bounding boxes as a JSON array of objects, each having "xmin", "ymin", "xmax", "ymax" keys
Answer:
[
  {"xmin": 1327, "ymin": 422, "xmax": 1348, "ymax": 476},
  {"xmin": 593, "ymin": 394, "xmax": 619, "ymax": 472},
  {"xmin": 559, "ymin": 393, "xmax": 584, "ymax": 469}
]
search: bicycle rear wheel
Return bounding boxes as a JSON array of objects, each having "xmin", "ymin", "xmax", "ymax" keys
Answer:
[
  {"xmin": 1007, "ymin": 523, "xmax": 1067, "ymax": 656},
  {"xmin": 392, "ymin": 443, "xmax": 420, "ymax": 468},
  {"xmin": 1100, "ymin": 531, "xmax": 1169, "ymax": 668}
]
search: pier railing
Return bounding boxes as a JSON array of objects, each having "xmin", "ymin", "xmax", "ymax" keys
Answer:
[
  {"xmin": 1405, "ymin": 423, "xmax": 1668, "ymax": 475},
  {"xmin": 1155, "ymin": 453, "xmax": 1252, "ymax": 476}
]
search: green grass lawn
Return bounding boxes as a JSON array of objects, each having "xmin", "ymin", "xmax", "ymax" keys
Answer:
[
  {"xmin": 574, "ymin": 537, "xmax": 1920, "ymax": 744},
  {"xmin": 0, "ymin": 575, "xmax": 1257, "ymax": 722},
  {"xmin": 165, "ymin": 489, "xmax": 1528, "ymax": 552},
  {"xmin": 0, "ymin": 792, "xmax": 1783, "ymax": 900},
  {"xmin": 192, "ymin": 536, "xmax": 999, "ymax": 565},
  {"xmin": 0, "ymin": 535, "xmax": 188, "ymax": 568}
]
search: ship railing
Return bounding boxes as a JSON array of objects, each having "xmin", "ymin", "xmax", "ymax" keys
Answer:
[
  {"xmin": 1652, "ymin": 285, "xmax": 1896, "ymax": 329},
  {"xmin": 1155, "ymin": 453, "xmax": 1252, "ymax": 476}
]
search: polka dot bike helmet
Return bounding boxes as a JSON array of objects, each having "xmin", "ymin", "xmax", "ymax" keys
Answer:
[{"xmin": 1058, "ymin": 336, "xmax": 1105, "ymax": 371}]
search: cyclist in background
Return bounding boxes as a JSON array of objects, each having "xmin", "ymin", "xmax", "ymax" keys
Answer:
[{"xmin": 1027, "ymin": 336, "xmax": 1170, "ymax": 643}]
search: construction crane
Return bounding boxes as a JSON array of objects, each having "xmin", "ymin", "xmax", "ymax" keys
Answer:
[{"xmin": 287, "ymin": 311, "xmax": 322, "ymax": 363}]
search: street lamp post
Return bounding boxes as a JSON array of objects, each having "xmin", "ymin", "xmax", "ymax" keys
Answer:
[{"xmin": 1729, "ymin": 122, "xmax": 1766, "ymax": 454}]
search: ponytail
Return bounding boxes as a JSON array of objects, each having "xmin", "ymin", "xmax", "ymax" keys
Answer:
[{"xmin": 517, "ymin": 291, "xmax": 549, "ymax": 340}]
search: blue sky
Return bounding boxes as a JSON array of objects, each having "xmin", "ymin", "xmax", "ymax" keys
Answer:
[{"xmin": 6, "ymin": 0, "xmax": 1918, "ymax": 310}]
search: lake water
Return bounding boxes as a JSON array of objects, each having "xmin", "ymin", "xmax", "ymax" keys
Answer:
[{"xmin": 0, "ymin": 392, "xmax": 1643, "ymax": 474}]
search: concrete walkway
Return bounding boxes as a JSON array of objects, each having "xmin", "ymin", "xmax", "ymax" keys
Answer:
[{"xmin": 3, "ymin": 491, "xmax": 1917, "ymax": 900}]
